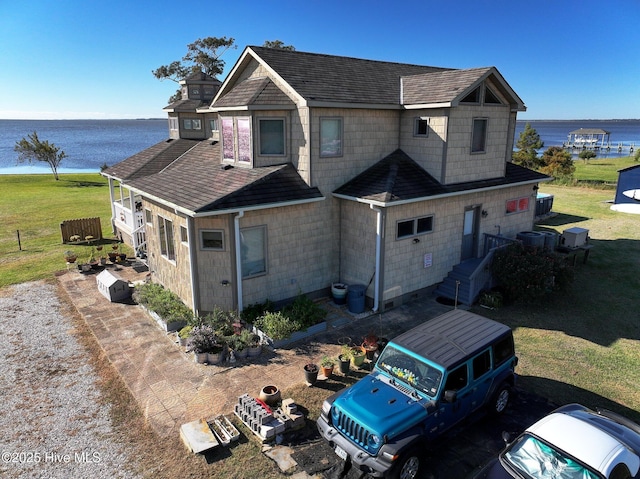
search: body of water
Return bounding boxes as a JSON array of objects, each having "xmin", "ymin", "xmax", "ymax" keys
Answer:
[
  {"xmin": 0, "ymin": 119, "xmax": 168, "ymax": 174},
  {"xmin": 515, "ymin": 119, "xmax": 640, "ymax": 158},
  {"xmin": 0, "ymin": 118, "xmax": 638, "ymax": 175}
]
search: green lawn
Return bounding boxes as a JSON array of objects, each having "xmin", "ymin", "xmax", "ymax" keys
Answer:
[
  {"xmin": 0, "ymin": 173, "xmax": 117, "ymax": 287},
  {"xmin": 573, "ymin": 154, "xmax": 637, "ymax": 183}
]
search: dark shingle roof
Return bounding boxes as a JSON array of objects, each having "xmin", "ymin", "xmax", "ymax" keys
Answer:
[
  {"xmin": 334, "ymin": 149, "xmax": 550, "ymax": 203},
  {"xmin": 247, "ymin": 46, "xmax": 451, "ymax": 105},
  {"xmin": 102, "ymin": 139, "xmax": 200, "ymax": 181},
  {"xmin": 402, "ymin": 68, "xmax": 491, "ymax": 105},
  {"xmin": 214, "ymin": 77, "xmax": 295, "ymax": 108},
  {"xmin": 163, "ymin": 99, "xmax": 209, "ymax": 111},
  {"xmin": 125, "ymin": 140, "xmax": 322, "ymax": 214}
]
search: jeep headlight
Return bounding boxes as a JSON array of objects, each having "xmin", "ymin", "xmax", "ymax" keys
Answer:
[
  {"xmin": 368, "ymin": 433, "xmax": 381, "ymax": 446},
  {"xmin": 321, "ymin": 400, "xmax": 332, "ymax": 418}
]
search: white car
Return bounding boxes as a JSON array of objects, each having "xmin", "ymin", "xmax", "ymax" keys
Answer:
[{"xmin": 475, "ymin": 404, "xmax": 640, "ymax": 479}]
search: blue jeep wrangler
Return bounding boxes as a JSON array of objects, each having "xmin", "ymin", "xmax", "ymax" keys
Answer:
[{"xmin": 317, "ymin": 309, "xmax": 517, "ymax": 479}]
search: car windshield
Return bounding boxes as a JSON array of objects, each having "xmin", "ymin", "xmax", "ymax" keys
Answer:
[
  {"xmin": 376, "ymin": 345, "xmax": 442, "ymax": 397},
  {"xmin": 502, "ymin": 434, "xmax": 600, "ymax": 479}
]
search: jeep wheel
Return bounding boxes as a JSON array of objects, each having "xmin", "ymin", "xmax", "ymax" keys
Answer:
[
  {"xmin": 390, "ymin": 447, "xmax": 421, "ymax": 479},
  {"xmin": 491, "ymin": 385, "xmax": 511, "ymax": 415}
]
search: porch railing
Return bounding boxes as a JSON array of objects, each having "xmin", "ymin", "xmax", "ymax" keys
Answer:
[
  {"xmin": 467, "ymin": 234, "xmax": 520, "ymax": 302},
  {"xmin": 113, "ymin": 200, "xmax": 146, "ymax": 255}
]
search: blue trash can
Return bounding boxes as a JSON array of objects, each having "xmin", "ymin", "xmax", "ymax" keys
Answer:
[{"xmin": 347, "ymin": 284, "xmax": 366, "ymax": 314}]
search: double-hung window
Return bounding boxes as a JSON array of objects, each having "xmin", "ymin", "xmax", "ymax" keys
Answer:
[
  {"xmin": 471, "ymin": 118, "xmax": 488, "ymax": 153},
  {"xmin": 184, "ymin": 119, "xmax": 202, "ymax": 130},
  {"xmin": 320, "ymin": 117, "xmax": 343, "ymax": 157},
  {"xmin": 259, "ymin": 118, "xmax": 285, "ymax": 156},
  {"xmin": 240, "ymin": 226, "xmax": 266, "ymax": 278},
  {"xmin": 158, "ymin": 216, "xmax": 175, "ymax": 261}
]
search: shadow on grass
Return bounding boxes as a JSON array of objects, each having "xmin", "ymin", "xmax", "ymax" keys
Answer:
[
  {"xmin": 537, "ymin": 212, "xmax": 589, "ymax": 227},
  {"xmin": 61, "ymin": 179, "xmax": 106, "ymax": 188}
]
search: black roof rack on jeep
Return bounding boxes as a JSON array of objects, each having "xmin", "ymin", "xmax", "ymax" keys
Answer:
[{"xmin": 390, "ymin": 309, "xmax": 511, "ymax": 370}]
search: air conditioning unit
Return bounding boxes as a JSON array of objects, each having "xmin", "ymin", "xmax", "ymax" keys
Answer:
[{"xmin": 560, "ymin": 227, "xmax": 589, "ymax": 248}]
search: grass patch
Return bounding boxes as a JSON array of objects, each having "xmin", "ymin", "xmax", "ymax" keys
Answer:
[
  {"xmin": 0, "ymin": 173, "xmax": 130, "ymax": 287},
  {"xmin": 572, "ymin": 154, "xmax": 636, "ymax": 184}
]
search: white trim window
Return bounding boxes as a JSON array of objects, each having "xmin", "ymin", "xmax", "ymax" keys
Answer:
[
  {"xmin": 397, "ymin": 215, "xmax": 434, "ymax": 239},
  {"xmin": 320, "ymin": 117, "xmax": 343, "ymax": 157},
  {"xmin": 240, "ymin": 226, "xmax": 266, "ymax": 278},
  {"xmin": 158, "ymin": 216, "xmax": 175, "ymax": 261},
  {"xmin": 180, "ymin": 225, "xmax": 188, "ymax": 245},
  {"xmin": 258, "ymin": 118, "xmax": 285, "ymax": 156},
  {"xmin": 222, "ymin": 116, "xmax": 252, "ymax": 164},
  {"xmin": 414, "ymin": 117, "xmax": 430, "ymax": 137},
  {"xmin": 471, "ymin": 118, "xmax": 488, "ymax": 153},
  {"xmin": 200, "ymin": 230, "xmax": 224, "ymax": 250},
  {"xmin": 168, "ymin": 118, "xmax": 179, "ymax": 131},
  {"xmin": 506, "ymin": 197, "xmax": 530, "ymax": 215},
  {"xmin": 144, "ymin": 208, "xmax": 153, "ymax": 225}
]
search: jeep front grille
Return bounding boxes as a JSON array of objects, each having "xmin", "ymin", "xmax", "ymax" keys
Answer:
[{"xmin": 333, "ymin": 409, "xmax": 376, "ymax": 452}]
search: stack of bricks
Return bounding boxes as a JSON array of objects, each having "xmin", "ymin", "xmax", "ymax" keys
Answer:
[{"xmin": 234, "ymin": 393, "xmax": 305, "ymax": 442}]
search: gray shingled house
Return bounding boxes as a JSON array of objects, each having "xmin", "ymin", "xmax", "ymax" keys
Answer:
[{"xmin": 102, "ymin": 46, "xmax": 550, "ymax": 314}]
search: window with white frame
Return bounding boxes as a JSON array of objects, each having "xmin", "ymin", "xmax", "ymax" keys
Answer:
[
  {"xmin": 184, "ymin": 118, "xmax": 202, "ymax": 130},
  {"xmin": 471, "ymin": 118, "xmax": 488, "ymax": 153},
  {"xmin": 168, "ymin": 118, "xmax": 179, "ymax": 131},
  {"xmin": 414, "ymin": 117, "xmax": 430, "ymax": 137},
  {"xmin": 259, "ymin": 118, "xmax": 285, "ymax": 155},
  {"xmin": 505, "ymin": 197, "xmax": 530, "ymax": 215},
  {"xmin": 209, "ymin": 119, "xmax": 218, "ymax": 132},
  {"xmin": 320, "ymin": 117, "xmax": 343, "ymax": 157},
  {"xmin": 145, "ymin": 208, "xmax": 153, "ymax": 225},
  {"xmin": 396, "ymin": 215, "xmax": 434, "ymax": 239},
  {"xmin": 240, "ymin": 226, "xmax": 266, "ymax": 278},
  {"xmin": 158, "ymin": 216, "xmax": 175, "ymax": 261},
  {"xmin": 221, "ymin": 116, "xmax": 252, "ymax": 164},
  {"xmin": 200, "ymin": 230, "xmax": 224, "ymax": 250},
  {"xmin": 180, "ymin": 225, "xmax": 188, "ymax": 244}
]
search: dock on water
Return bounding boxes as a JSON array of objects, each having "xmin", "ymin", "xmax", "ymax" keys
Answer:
[{"xmin": 562, "ymin": 127, "xmax": 635, "ymax": 153}]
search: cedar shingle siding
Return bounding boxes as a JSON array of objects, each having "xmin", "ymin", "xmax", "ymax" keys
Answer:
[{"xmin": 102, "ymin": 46, "xmax": 548, "ymax": 313}]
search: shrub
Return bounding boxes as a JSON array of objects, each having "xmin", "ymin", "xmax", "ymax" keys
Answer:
[
  {"xmin": 241, "ymin": 299, "xmax": 274, "ymax": 324},
  {"xmin": 491, "ymin": 243, "xmax": 574, "ymax": 303},
  {"xmin": 203, "ymin": 306, "xmax": 239, "ymax": 336},
  {"xmin": 282, "ymin": 293, "xmax": 326, "ymax": 329},
  {"xmin": 186, "ymin": 325, "xmax": 220, "ymax": 354},
  {"xmin": 132, "ymin": 282, "xmax": 194, "ymax": 324},
  {"xmin": 254, "ymin": 311, "xmax": 301, "ymax": 340}
]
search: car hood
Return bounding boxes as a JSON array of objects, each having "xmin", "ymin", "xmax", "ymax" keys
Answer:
[{"xmin": 332, "ymin": 373, "xmax": 429, "ymax": 441}]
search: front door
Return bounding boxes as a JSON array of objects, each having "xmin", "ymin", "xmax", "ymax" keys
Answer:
[{"xmin": 461, "ymin": 206, "xmax": 480, "ymax": 261}]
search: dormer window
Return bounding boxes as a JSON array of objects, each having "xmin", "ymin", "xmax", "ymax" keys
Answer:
[
  {"xmin": 259, "ymin": 118, "xmax": 285, "ymax": 156},
  {"xmin": 484, "ymin": 86, "xmax": 502, "ymax": 104},
  {"xmin": 414, "ymin": 117, "xmax": 430, "ymax": 137},
  {"xmin": 461, "ymin": 86, "xmax": 480, "ymax": 104},
  {"xmin": 184, "ymin": 119, "xmax": 202, "ymax": 130},
  {"xmin": 471, "ymin": 118, "xmax": 488, "ymax": 153}
]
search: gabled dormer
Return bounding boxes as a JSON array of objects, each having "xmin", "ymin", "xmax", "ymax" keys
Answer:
[{"xmin": 164, "ymin": 71, "xmax": 221, "ymax": 140}]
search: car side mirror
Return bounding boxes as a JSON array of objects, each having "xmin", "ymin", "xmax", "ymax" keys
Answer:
[
  {"xmin": 501, "ymin": 431, "xmax": 511, "ymax": 444},
  {"xmin": 444, "ymin": 390, "xmax": 457, "ymax": 403}
]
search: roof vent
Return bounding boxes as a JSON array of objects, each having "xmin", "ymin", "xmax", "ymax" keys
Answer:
[{"xmin": 221, "ymin": 164, "xmax": 234, "ymax": 170}]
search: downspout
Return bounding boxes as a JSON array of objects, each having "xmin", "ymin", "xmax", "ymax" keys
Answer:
[
  {"xmin": 186, "ymin": 216, "xmax": 200, "ymax": 315},
  {"xmin": 370, "ymin": 204, "xmax": 384, "ymax": 312},
  {"xmin": 234, "ymin": 211, "xmax": 245, "ymax": 312}
]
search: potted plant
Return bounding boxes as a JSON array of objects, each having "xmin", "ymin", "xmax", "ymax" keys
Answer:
[
  {"xmin": 178, "ymin": 325, "xmax": 193, "ymax": 349},
  {"xmin": 362, "ymin": 332, "xmax": 379, "ymax": 360},
  {"xmin": 186, "ymin": 325, "xmax": 217, "ymax": 364},
  {"xmin": 304, "ymin": 363, "xmax": 319, "ymax": 385},
  {"xmin": 247, "ymin": 333, "xmax": 262, "ymax": 358},
  {"xmin": 338, "ymin": 344, "xmax": 351, "ymax": 374},
  {"xmin": 64, "ymin": 250, "xmax": 78, "ymax": 263},
  {"xmin": 228, "ymin": 330, "xmax": 251, "ymax": 360},
  {"xmin": 320, "ymin": 356, "xmax": 336, "ymax": 378},
  {"xmin": 108, "ymin": 244, "xmax": 119, "ymax": 262},
  {"xmin": 350, "ymin": 345, "xmax": 366, "ymax": 368}
]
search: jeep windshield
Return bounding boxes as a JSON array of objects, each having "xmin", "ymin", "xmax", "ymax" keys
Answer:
[
  {"xmin": 376, "ymin": 345, "xmax": 442, "ymax": 398},
  {"xmin": 501, "ymin": 434, "xmax": 600, "ymax": 479}
]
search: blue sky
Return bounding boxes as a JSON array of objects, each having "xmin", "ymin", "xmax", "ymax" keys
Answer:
[{"xmin": 1, "ymin": 0, "xmax": 639, "ymax": 120}]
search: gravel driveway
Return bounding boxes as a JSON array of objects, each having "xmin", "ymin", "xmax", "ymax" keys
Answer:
[{"xmin": 0, "ymin": 281, "xmax": 141, "ymax": 479}]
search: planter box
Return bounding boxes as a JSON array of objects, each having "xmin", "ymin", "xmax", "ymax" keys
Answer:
[
  {"xmin": 209, "ymin": 415, "xmax": 240, "ymax": 446},
  {"xmin": 252, "ymin": 321, "xmax": 327, "ymax": 349},
  {"xmin": 147, "ymin": 309, "xmax": 187, "ymax": 333}
]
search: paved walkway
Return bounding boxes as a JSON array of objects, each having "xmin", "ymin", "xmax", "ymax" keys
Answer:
[{"xmin": 57, "ymin": 262, "xmax": 454, "ymax": 439}]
